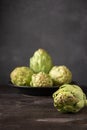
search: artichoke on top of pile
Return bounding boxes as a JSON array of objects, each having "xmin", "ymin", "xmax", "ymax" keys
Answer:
[{"xmin": 30, "ymin": 48, "xmax": 53, "ymax": 73}]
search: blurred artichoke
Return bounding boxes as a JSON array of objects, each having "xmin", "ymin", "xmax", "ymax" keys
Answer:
[
  {"xmin": 30, "ymin": 48, "xmax": 53, "ymax": 73},
  {"xmin": 30, "ymin": 72, "xmax": 53, "ymax": 87},
  {"xmin": 10, "ymin": 66, "xmax": 33, "ymax": 86},
  {"xmin": 49, "ymin": 65, "xmax": 72, "ymax": 85},
  {"xmin": 52, "ymin": 84, "xmax": 87, "ymax": 113}
]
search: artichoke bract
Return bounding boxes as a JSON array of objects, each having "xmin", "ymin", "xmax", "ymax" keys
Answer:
[
  {"xmin": 30, "ymin": 72, "xmax": 53, "ymax": 87},
  {"xmin": 10, "ymin": 66, "xmax": 33, "ymax": 86},
  {"xmin": 52, "ymin": 84, "xmax": 87, "ymax": 113},
  {"xmin": 30, "ymin": 48, "xmax": 53, "ymax": 73},
  {"xmin": 49, "ymin": 65, "xmax": 72, "ymax": 85}
]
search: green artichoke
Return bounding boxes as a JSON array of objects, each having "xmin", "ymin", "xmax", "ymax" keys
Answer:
[
  {"xmin": 10, "ymin": 66, "xmax": 33, "ymax": 86},
  {"xmin": 30, "ymin": 48, "xmax": 53, "ymax": 73},
  {"xmin": 30, "ymin": 72, "xmax": 53, "ymax": 87},
  {"xmin": 49, "ymin": 65, "xmax": 72, "ymax": 85},
  {"xmin": 52, "ymin": 84, "xmax": 87, "ymax": 113}
]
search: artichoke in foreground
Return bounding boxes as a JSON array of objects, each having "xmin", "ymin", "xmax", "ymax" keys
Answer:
[
  {"xmin": 30, "ymin": 72, "xmax": 53, "ymax": 87},
  {"xmin": 49, "ymin": 65, "xmax": 72, "ymax": 85},
  {"xmin": 52, "ymin": 84, "xmax": 87, "ymax": 113},
  {"xmin": 30, "ymin": 48, "xmax": 53, "ymax": 73},
  {"xmin": 10, "ymin": 66, "xmax": 33, "ymax": 86}
]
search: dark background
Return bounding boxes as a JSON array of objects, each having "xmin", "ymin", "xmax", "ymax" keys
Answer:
[{"xmin": 0, "ymin": 0, "xmax": 87, "ymax": 86}]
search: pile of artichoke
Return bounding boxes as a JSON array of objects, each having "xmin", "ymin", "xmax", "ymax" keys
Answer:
[{"xmin": 10, "ymin": 48, "xmax": 72, "ymax": 87}]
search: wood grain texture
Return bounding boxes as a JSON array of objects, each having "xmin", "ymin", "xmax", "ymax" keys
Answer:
[{"xmin": 0, "ymin": 85, "xmax": 87, "ymax": 130}]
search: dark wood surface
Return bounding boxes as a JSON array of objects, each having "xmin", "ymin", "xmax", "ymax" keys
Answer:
[{"xmin": 0, "ymin": 85, "xmax": 87, "ymax": 130}]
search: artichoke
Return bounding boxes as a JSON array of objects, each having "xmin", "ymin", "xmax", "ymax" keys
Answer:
[
  {"xmin": 49, "ymin": 65, "xmax": 72, "ymax": 85},
  {"xmin": 30, "ymin": 48, "xmax": 53, "ymax": 73},
  {"xmin": 30, "ymin": 72, "xmax": 53, "ymax": 87},
  {"xmin": 10, "ymin": 66, "xmax": 33, "ymax": 86},
  {"xmin": 52, "ymin": 84, "xmax": 87, "ymax": 113}
]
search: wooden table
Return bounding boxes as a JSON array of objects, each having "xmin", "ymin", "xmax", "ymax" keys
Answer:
[{"xmin": 0, "ymin": 85, "xmax": 87, "ymax": 130}]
